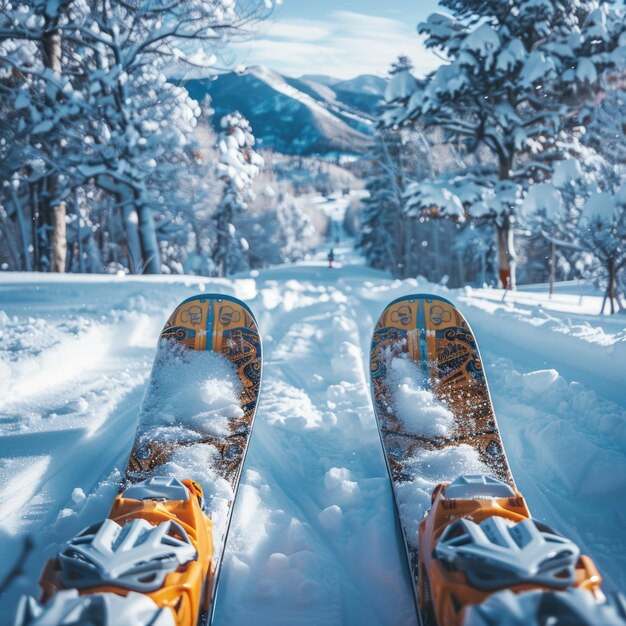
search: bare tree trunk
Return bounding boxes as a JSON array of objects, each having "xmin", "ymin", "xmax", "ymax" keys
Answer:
[
  {"xmin": 51, "ymin": 202, "xmax": 66, "ymax": 272},
  {"xmin": 403, "ymin": 218, "xmax": 412, "ymax": 277},
  {"xmin": 0, "ymin": 208, "xmax": 21, "ymax": 269},
  {"xmin": 457, "ymin": 242, "xmax": 465, "ymax": 286},
  {"xmin": 607, "ymin": 258, "xmax": 616, "ymax": 315},
  {"xmin": 435, "ymin": 220, "xmax": 441, "ymax": 280},
  {"xmin": 122, "ymin": 205, "xmax": 142, "ymax": 273},
  {"xmin": 10, "ymin": 187, "xmax": 32, "ymax": 271},
  {"xmin": 213, "ymin": 200, "xmax": 234, "ymax": 277},
  {"xmin": 480, "ymin": 250, "xmax": 486, "ymax": 286},
  {"xmin": 392, "ymin": 210, "xmax": 404, "ymax": 278},
  {"xmin": 42, "ymin": 27, "xmax": 67, "ymax": 273},
  {"xmin": 137, "ymin": 203, "xmax": 160, "ymax": 274},
  {"xmin": 495, "ymin": 152, "xmax": 517, "ymax": 290},
  {"xmin": 496, "ymin": 216, "xmax": 516, "ymax": 290},
  {"xmin": 75, "ymin": 191, "xmax": 85, "ymax": 273},
  {"xmin": 31, "ymin": 184, "xmax": 40, "ymax": 270}
]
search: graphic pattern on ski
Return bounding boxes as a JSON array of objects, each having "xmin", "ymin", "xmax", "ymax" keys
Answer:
[
  {"xmin": 371, "ymin": 294, "xmax": 512, "ymax": 483},
  {"xmin": 125, "ymin": 294, "xmax": 262, "ymax": 488},
  {"xmin": 370, "ymin": 294, "xmax": 513, "ymax": 616}
]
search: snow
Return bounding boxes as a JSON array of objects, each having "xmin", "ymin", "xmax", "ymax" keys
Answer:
[
  {"xmin": 496, "ymin": 38, "xmax": 527, "ymax": 72},
  {"xmin": 520, "ymin": 51, "xmax": 555, "ymax": 86},
  {"xmin": 389, "ymin": 356, "xmax": 455, "ymax": 438},
  {"xmin": 395, "ymin": 444, "xmax": 488, "ymax": 551},
  {"xmin": 522, "ymin": 183, "xmax": 563, "ymax": 218},
  {"xmin": 552, "ymin": 158, "xmax": 583, "ymax": 186},
  {"xmin": 137, "ymin": 342, "xmax": 243, "ymax": 438},
  {"xmin": 405, "ymin": 178, "xmax": 465, "ymax": 219},
  {"xmin": 583, "ymin": 191, "xmax": 616, "ymax": 223},
  {"xmin": 584, "ymin": 8, "xmax": 609, "ymax": 42},
  {"xmin": 576, "ymin": 58, "xmax": 598, "ymax": 84},
  {"xmin": 462, "ymin": 24, "xmax": 501, "ymax": 68},
  {"xmin": 0, "ymin": 230, "xmax": 625, "ymax": 624},
  {"xmin": 384, "ymin": 70, "xmax": 418, "ymax": 104},
  {"xmin": 248, "ymin": 66, "xmax": 344, "ymax": 125}
]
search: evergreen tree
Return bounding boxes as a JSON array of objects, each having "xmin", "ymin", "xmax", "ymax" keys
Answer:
[{"xmin": 389, "ymin": 55, "xmax": 414, "ymax": 75}]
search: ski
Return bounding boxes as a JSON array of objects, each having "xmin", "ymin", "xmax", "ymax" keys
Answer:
[
  {"xmin": 17, "ymin": 294, "xmax": 262, "ymax": 626},
  {"xmin": 370, "ymin": 294, "xmax": 625, "ymax": 626}
]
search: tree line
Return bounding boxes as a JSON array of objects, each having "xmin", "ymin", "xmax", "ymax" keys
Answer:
[{"xmin": 359, "ymin": 1, "xmax": 626, "ymax": 313}]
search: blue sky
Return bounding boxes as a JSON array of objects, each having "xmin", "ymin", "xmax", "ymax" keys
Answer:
[{"xmin": 231, "ymin": 0, "xmax": 443, "ymax": 79}]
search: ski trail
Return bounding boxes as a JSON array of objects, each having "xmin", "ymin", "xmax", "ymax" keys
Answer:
[
  {"xmin": 0, "ymin": 382, "xmax": 147, "ymax": 611},
  {"xmin": 215, "ymin": 284, "xmax": 415, "ymax": 626},
  {"xmin": 0, "ymin": 307, "xmax": 159, "ymax": 531}
]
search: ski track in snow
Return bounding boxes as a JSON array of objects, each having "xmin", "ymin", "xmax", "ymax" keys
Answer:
[{"xmin": 0, "ymin": 248, "xmax": 625, "ymax": 623}]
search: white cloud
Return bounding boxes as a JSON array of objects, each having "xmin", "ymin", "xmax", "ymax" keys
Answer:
[
  {"xmin": 229, "ymin": 10, "xmax": 441, "ymax": 79},
  {"xmin": 263, "ymin": 20, "xmax": 333, "ymax": 42}
]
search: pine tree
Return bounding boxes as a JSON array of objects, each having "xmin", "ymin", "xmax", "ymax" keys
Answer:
[{"xmin": 389, "ymin": 55, "xmax": 414, "ymax": 75}]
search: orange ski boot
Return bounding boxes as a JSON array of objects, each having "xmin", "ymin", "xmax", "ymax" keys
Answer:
[
  {"xmin": 18, "ymin": 477, "xmax": 213, "ymax": 626},
  {"xmin": 418, "ymin": 474, "xmax": 603, "ymax": 626}
]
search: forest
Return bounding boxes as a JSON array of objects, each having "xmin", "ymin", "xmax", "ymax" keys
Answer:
[{"xmin": 1, "ymin": 0, "xmax": 625, "ymax": 313}]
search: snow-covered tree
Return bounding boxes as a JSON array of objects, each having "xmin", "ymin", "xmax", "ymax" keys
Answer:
[
  {"xmin": 0, "ymin": 0, "xmax": 277, "ymax": 273},
  {"xmin": 234, "ymin": 182, "xmax": 316, "ymax": 268},
  {"xmin": 389, "ymin": 55, "xmax": 414, "ymax": 75},
  {"xmin": 578, "ymin": 189, "xmax": 626, "ymax": 313},
  {"xmin": 528, "ymin": 89, "xmax": 626, "ymax": 312},
  {"xmin": 0, "ymin": 0, "xmax": 74, "ymax": 272},
  {"xmin": 384, "ymin": 0, "xmax": 626, "ymax": 289},
  {"xmin": 358, "ymin": 130, "xmax": 405, "ymax": 272},
  {"xmin": 358, "ymin": 56, "xmax": 439, "ymax": 277},
  {"xmin": 524, "ymin": 144, "xmax": 626, "ymax": 314},
  {"xmin": 212, "ymin": 112, "xmax": 263, "ymax": 277},
  {"xmin": 452, "ymin": 222, "xmax": 497, "ymax": 287}
]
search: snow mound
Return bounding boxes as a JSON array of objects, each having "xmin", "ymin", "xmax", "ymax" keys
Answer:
[
  {"xmin": 389, "ymin": 356, "xmax": 455, "ymax": 437},
  {"xmin": 137, "ymin": 340, "xmax": 243, "ymax": 438},
  {"xmin": 396, "ymin": 445, "xmax": 489, "ymax": 550}
]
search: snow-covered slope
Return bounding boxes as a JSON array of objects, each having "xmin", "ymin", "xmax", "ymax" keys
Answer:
[
  {"xmin": 185, "ymin": 67, "xmax": 378, "ymax": 155},
  {"xmin": 0, "ymin": 237, "xmax": 624, "ymax": 624}
]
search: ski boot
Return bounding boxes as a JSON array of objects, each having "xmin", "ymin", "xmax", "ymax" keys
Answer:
[
  {"xmin": 418, "ymin": 474, "xmax": 623, "ymax": 626},
  {"xmin": 16, "ymin": 476, "xmax": 214, "ymax": 626}
]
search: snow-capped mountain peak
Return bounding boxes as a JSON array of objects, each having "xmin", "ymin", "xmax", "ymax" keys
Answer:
[{"xmin": 184, "ymin": 67, "xmax": 385, "ymax": 155}]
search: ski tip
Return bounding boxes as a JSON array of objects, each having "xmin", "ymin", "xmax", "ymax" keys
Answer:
[
  {"xmin": 175, "ymin": 293, "xmax": 258, "ymax": 322},
  {"xmin": 377, "ymin": 293, "xmax": 457, "ymax": 312},
  {"xmin": 161, "ymin": 294, "xmax": 262, "ymax": 354}
]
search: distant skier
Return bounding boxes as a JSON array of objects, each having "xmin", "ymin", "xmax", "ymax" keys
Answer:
[{"xmin": 327, "ymin": 248, "xmax": 335, "ymax": 269}]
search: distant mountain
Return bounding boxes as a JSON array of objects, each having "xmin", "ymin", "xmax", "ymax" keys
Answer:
[
  {"xmin": 334, "ymin": 75, "xmax": 387, "ymax": 96},
  {"xmin": 300, "ymin": 74, "xmax": 343, "ymax": 87},
  {"xmin": 184, "ymin": 67, "xmax": 386, "ymax": 156}
]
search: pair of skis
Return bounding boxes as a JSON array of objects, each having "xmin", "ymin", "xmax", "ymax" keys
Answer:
[{"xmin": 16, "ymin": 294, "xmax": 625, "ymax": 626}]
